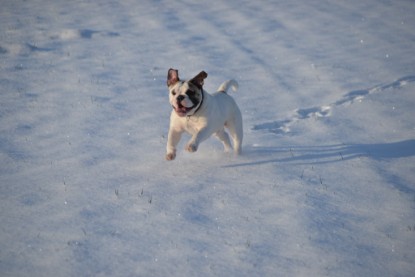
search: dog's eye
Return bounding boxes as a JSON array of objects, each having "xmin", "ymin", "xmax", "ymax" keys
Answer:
[
  {"xmin": 186, "ymin": 90, "xmax": 195, "ymax": 96},
  {"xmin": 171, "ymin": 91, "xmax": 176, "ymax": 96}
]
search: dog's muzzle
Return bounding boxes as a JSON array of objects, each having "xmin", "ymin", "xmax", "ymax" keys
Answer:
[
  {"xmin": 173, "ymin": 104, "xmax": 194, "ymax": 116},
  {"xmin": 173, "ymin": 96, "xmax": 195, "ymax": 116}
]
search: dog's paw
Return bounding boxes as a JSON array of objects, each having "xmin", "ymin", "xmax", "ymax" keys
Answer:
[
  {"xmin": 166, "ymin": 152, "xmax": 176, "ymax": 161},
  {"xmin": 186, "ymin": 143, "xmax": 198, "ymax": 153}
]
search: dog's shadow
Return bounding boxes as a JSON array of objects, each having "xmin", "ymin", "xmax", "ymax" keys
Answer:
[{"xmin": 225, "ymin": 139, "xmax": 415, "ymax": 167}]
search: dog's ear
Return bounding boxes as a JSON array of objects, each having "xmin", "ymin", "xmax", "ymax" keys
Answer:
[
  {"xmin": 190, "ymin": 71, "xmax": 208, "ymax": 89},
  {"xmin": 167, "ymin": 68, "xmax": 179, "ymax": 87}
]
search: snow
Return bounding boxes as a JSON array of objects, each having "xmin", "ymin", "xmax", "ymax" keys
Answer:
[{"xmin": 1, "ymin": 0, "xmax": 415, "ymax": 276}]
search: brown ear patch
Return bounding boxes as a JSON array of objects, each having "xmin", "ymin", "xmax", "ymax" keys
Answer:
[
  {"xmin": 190, "ymin": 71, "xmax": 208, "ymax": 89},
  {"xmin": 167, "ymin": 68, "xmax": 179, "ymax": 87}
]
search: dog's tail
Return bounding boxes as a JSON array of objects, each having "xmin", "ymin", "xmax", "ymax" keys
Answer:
[{"xmin": 217, "ymin": 80, "xmax": 238, "ymax": 94}]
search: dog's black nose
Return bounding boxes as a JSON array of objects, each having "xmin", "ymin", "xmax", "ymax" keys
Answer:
[{"xmin": 177, "ymin": 95, "xmax": 185, "ymax": 102}]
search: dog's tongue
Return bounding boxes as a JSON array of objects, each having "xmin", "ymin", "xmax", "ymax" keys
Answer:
[{"xmin": 178, "ymin": 106, "xmax": 188, "ymax": 112}]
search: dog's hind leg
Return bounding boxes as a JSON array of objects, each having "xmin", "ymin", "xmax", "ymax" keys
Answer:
[
  {"xmin": 226, "ymin": 113, "xmax": 243, "ymax": 155},
  {"xmin": 215, "ymin": 128, "xmax": 232, "ymax": 152}
]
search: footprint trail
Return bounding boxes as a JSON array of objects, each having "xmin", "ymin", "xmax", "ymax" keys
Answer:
[{"xmin": 252, "ymin": 75, "xmax": 415, "ymax": 135}]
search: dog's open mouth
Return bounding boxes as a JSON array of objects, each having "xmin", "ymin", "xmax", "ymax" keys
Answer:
[{"xmin": 173, "ymin": 103, "xmax": 194, "ymax": 116}]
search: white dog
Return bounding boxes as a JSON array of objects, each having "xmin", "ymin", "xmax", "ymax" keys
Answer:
[{"xmin": 165, "ymin": 69, "xmax": 243, "ymax": 160}]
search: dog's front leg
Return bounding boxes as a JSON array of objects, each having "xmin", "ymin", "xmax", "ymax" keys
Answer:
[
  {"xmin": 166, "ymin": 128, "xmax": 182, "ymax": 160},
  {"xmin": 186, "ymin": 127, "xmax": 211, "ymax": 153}
]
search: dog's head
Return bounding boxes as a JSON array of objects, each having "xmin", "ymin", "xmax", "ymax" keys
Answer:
[{"xmin": 167, "ymin": 68, "xmax": 207, "ymax": 117}]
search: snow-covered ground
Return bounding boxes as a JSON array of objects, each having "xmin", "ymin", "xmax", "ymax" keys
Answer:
[{"xmin": 1, "ymin": 0, "xmax": 415, "ymax": 276}]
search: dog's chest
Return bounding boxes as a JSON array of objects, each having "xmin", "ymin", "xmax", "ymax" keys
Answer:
[{"xmin": 182, "ymin": 116, "xmax": 205, "ymax": 134}]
